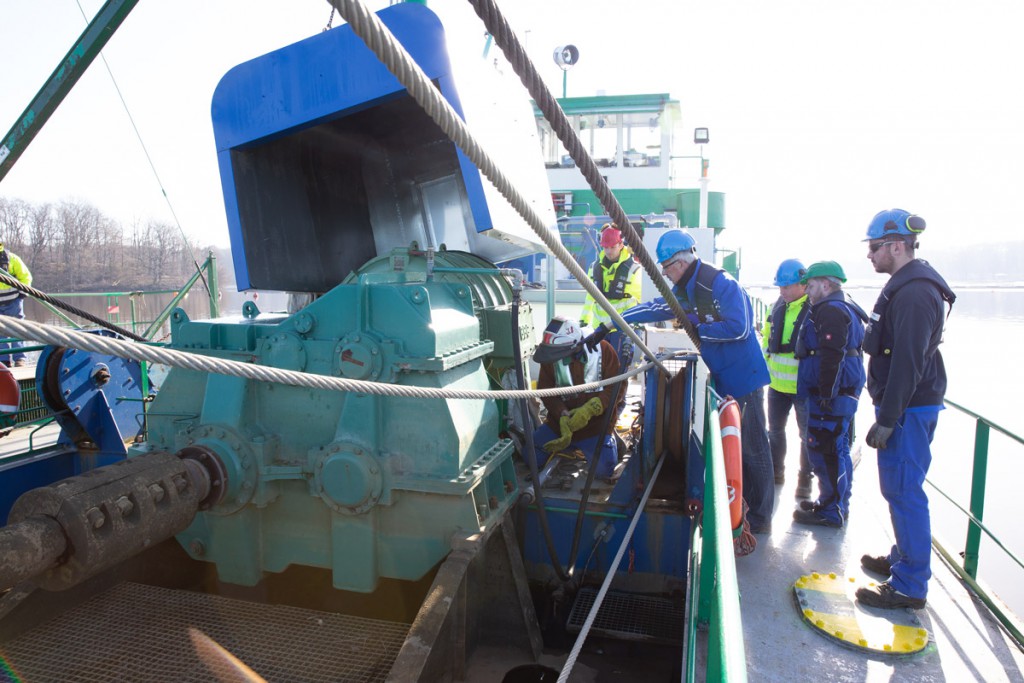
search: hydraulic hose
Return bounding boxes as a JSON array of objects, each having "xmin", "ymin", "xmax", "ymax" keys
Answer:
[{"xmin": 510, "ymin": 284, "xmax": 569, "ymax": 582}]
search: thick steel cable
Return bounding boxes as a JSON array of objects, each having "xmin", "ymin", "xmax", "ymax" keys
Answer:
[
  {"xmin": 467, "ymin": 0, "xmax": 700, "ymax": 350},
  {"xmin": 0, "ymin": 270, "xmax": 147, "ymax": 342},
  {"xmin": 557, "ymin": 454, "xmax": 665, "ymax": 682},
  {"xmin": 326, "ymin": 0, "xmax": 669, "ymax": 375},
  {"xmin": 0, "ymin": 316, "xmax": 665, "ymax": 401}
]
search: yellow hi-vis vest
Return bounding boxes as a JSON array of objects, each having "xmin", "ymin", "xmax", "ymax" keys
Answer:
[
  {"xmin": 761, "ymin": 294, "xmax": 808, "ymax": 394},
  {"xmin": 580, "ymin": 247, "xmax": 642, "ymax": 327}
]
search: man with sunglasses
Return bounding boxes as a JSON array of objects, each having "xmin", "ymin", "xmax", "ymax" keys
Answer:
[
  {"xmin": 588, "ymin": 229, "xmax": 774, "ymax": 534},
  {"xmin": 855, "ymin": 209, "xmax": 956, "ymax": 610}
]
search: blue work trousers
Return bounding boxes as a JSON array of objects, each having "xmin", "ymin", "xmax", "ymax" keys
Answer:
[
  {"xmin": 0, "ymin": 298, "xmax": 26, "ymax": 364},
  {"xmin": 805, "ymin": 412, "xmax": 853, "ymax": 524},
  {"xmin": 767, "ymin": 388, "xmax": 810, "ymax": 480},
  {"xmin": 532, "ymin": 423, "xmax": 617, "ymax": 478},
  {"xmin": 877, "ymin": 406, "xmax": 941, "ymax": 600},
  {"xmin": 734, "ymin": 387, "xmax": 774, "ymax": 531}
]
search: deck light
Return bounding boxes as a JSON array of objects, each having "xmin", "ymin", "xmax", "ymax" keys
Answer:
[{"xmin": 694, "ymin": 127, "xmax": 709, "ymax": 144}]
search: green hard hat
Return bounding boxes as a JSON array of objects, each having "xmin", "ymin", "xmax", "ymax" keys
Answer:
[{"xmin": 800, "ymin": 260, "xmax": 847, "ymax": 283}]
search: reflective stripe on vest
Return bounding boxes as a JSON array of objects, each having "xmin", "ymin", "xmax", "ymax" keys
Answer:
[{"xmin": 766, "ymin": 353, "xmax": 799, "ymax": 394}]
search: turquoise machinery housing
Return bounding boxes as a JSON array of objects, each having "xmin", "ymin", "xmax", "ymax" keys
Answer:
[
  {"xmin": 141, "ymin": 3, "xmax": 554, "ymax": 592},
  {"xmin": 0, "ymin": 3, "xmax": 560, "ymax": 597},
  {"xmin": 0, "ymin": 5, "xmax": 708, "ymax": 678}
]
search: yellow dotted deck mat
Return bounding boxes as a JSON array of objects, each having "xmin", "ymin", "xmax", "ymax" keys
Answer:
[{"xmin": 793, "ymin": 572, "xmax": 930, "ymax": 655}]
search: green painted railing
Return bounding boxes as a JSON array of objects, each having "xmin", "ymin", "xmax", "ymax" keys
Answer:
[
  {"xmin": 685, "ymin": 385, "xmax": 747, "ymax": 682},
  {"xmin": 927, "ymin": 398, "xmax": 1024, "ymax": 647},
  {"xmin": 3, "ymin": 254, "xmax": 219, "ymax": 431},
  {"xmin": 33, "ymin": 253, "xmax": 219, "ymax": 341}
]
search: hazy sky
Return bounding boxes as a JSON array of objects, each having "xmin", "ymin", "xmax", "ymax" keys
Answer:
[{"xmin": 2, "ymin": 1, "xmax": 1022, "ymax": 284}]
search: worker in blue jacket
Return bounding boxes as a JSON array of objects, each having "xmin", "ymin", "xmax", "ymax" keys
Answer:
[
  {"xmin": 855, "ymin": 209, "xmax": 956, "ymax": 611},
  {"xmin": 587, "ymin": 229, "xmax": 774, "ymax": 533},
  {"xmin": 792, "ymin": 261, "xmax": 867, "ymax": 528}
]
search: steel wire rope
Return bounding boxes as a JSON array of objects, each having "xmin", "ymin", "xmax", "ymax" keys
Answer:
[
  {"xmin": 325, "ymin": 0, "xmax": 669, "ymax": 376},
  {"xmin": 0, "ymin": 316, "xmax": 681, "ymax": 400},
  {"xmin": 557, "ymin": 455, "xmax": 665, "ymax": 683},
  {"xmin": 467, "ymin": 0, "xmax": 701, "ymax": 350},
  {"xmin": 0, "ymin": 271, "xmax": 147, "ymax": 342},
  {"xmin": 72, "ymin": 0, "xmax": 211, "ymax": 297}
]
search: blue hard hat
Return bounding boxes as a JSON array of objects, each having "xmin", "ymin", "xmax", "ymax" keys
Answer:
[
  {"xmin": 865, "ymin": 209, "xmax": 927, "ymax": 241},
  {"xmin": 774, "ymin": 259, "xmax": 806, "ymax": 287},
  {"xmin": 656, "ymin": 229, "xmax": 696, "ymax": 263}
]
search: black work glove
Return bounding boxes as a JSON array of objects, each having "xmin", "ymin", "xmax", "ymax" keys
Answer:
[
  {"xmin": 583, "ymin": 323, "xmax": 610, "ymax": 352},
  {"xmin": 866, "ymin": 422, "xmax": 894, "ymax": 450}
]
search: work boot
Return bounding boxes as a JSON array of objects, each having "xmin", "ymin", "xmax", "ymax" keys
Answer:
[
  {"xmin": 798, "ymin": 500, "xmax": 819, "ymax": 512},
  {"xmin": 795, "ymin": 473, "xmax": 813, "ymax": 500},
  {"xmin": 792, "ymin": 508, "xmax": 842, "ymax": 528},
  {"xmin": 13, "ymin": 359, "xmax": 26, "ymax": 367},
  {"xmin": 860, "ymin": 554, "xmax": 892, "ymax": 578},
  {"xmin": 855, "ymin": 582, "xmax": 925, "ymax": 610}
]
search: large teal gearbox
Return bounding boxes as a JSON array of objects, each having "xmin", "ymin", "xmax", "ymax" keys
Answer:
[
  {"xmin": 132, "ymin": 249, "xmax": 527, "ymax": 592},
  {"xmin": 145, "ymin": 0, "xmax": 549, "ymax": 593}
]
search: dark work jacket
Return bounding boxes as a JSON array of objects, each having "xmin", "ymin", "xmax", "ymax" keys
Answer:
[
  {"xmin": 538, "ymin": 339, "xmax": 620, "ymax": 439},
  {"xmin": 864, "ymin": 260, "xmax": 956, "ymax": 428},
  {"xmin": 795, "ymin": 292, "xmax": 867, "ymax": 417}
]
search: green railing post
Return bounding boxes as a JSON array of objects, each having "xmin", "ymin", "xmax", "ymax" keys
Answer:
[
  {"xmin": 700, "ymin": 394, "xmax": 747, "ymax": 682},
  {"xmin": 963, "ymin": 419, "xmax": 990, "ymax": 579},
  {"xmin": 698, "ymin": 455, "xmax": 718, "ymax": 626},
  {"xmin": 130, "ymin": 293, "xmax": 139, "ymax": 337},
  {"xmin": 697, "ymin": 409, "xmax": 716, "ymax": 626},
  {"xmin": 206, "ymin": 252, "xmax": 220, "ymax": 319}
]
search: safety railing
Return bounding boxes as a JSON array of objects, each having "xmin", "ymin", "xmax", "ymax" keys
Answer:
[
  {"xmin": 927, "ymin": 398, "xmax": 1024, "ymax": 647},
  {"xmin": 685, "ymin": 385, "xmax": 747, "ymax": 682},
  {"xmin": 30, "ymin": 253, "xmax": 220, "ymax": 341},
  {"xmin": 1, "ymin": 255, "xmax": 218, "ymax": 431}
]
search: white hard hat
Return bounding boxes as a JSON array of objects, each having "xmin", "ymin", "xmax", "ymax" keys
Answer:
[{"xmin": 533, "ymin": 316, "xmax": 583, "ymax": 363}]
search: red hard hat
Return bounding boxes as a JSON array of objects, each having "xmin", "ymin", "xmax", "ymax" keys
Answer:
[{"xmin": 600, "ymin": 224, "xmax": 622, "ymax": 248}]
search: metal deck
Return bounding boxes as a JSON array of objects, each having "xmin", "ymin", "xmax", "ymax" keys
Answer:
[
  {"xmin": 0, "ymin": 582, "xmax": 409, "ymax": 683},
  {"xmin": 737, "ymin": 435, "xmax": 1024, "ymax": 681},
  {"xmin": 567, "ymin": 587, "xmax": 684, "ymax": 644}
]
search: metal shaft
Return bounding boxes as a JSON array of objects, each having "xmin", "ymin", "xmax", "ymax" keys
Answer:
[{"xmin": 0, "ymin": 516, "xmax": 67, "ymax": 590}]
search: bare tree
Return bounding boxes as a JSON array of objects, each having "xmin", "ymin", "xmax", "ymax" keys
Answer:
[
  {"xmin": 25, "ymin": 202, "xmax": 54, "ymax": 276},
  {"xmin": 0, "ymin": 197, "xmax": 29, "ymax": 249},
  {"xmin": 1, "ymin": 196, "xmax": 216, "ymax": 294}
]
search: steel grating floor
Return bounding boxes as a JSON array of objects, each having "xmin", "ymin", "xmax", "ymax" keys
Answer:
[
  {"xmin": 566, "ymin": 587, "xmax": 684, "ymax": 644},
  {"xmin": 0, "ymin": 582, "xmax": 410, "ymax": 683}
]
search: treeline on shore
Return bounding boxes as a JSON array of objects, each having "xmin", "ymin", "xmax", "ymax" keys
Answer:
[{"xmin": 0, "ymin": 196, "xmax": 214, "ymax": 293}]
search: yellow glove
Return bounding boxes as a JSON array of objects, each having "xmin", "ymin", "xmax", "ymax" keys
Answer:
[
  {"xmin": 543, "ymin": 416, "xmax": 574, "ymax": 453},
  {"xmin": 566, "ymin": 397, "xmax": 604, "ymax": 432}
]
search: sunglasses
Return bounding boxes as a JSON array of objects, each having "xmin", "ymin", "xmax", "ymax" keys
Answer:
[{"xmin": 868, "ymin": 240, "xmax": 901, "ymax": 253}]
